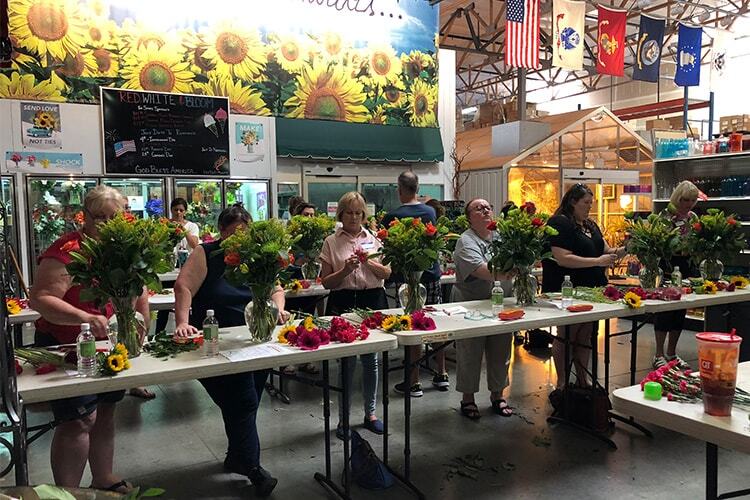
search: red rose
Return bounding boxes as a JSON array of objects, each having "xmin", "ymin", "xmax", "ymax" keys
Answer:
[
  {"xmin": 727, "ymin": 218, "xmax": 737, "ymax": 226},
  {"xmin": 411, "ymin": 218, "xmax": 420, "ymax": 227},
  {"xmin": 35, "ymin": 363, "xmax": 57, "ymax": 375},
  {"xmin": 486, "ymin": 220, "xmax": 497, "ymax": 231},
  {"xmin": 60, "ymin": 239, "xmax": 81, "ymax": 254},
  {"xmin": 389, "ymin": 219, "xmax": 398, "ymax": 227},
  {"xmin": 288, "ymin": 253, "xmax": 295, "ymax": 265},
  {"xmin": 521, "ymin": 201, "xmax": 537, "ymax": 214},
  {"xmin": 377, "ymin": 229, "xmax": 388, "ymax": 240},
  {"xmin": 692, "ymin": 222, "xmax": 702, "ymax": 232},
  {"xmin": 224, "ymin": 252, "xmax": 241, "ymax": 266},
  {"xmin": 123, "ymin": 213, "xmax": 136, "ymax": 223},
  {"xmin": 425, "ymin": 222, "xmax": 437, "ymax": 236},
  {"xmin": 15, "ymin": 359, "xmax": 22, "ymax": 375},
  {"xmin": 193, "ymin": 337, "xmax": 204, "ymax": 346},
  {"xmin": 531, "ymin": 217, "xmax": 543, "ymax": 227}
]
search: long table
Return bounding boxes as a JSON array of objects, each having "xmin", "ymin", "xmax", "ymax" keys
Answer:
[
  {"xmin": 613, "ymin": 363, "xmax": 750, "ymax": 500},
  {"xmin": 10, "ymin": 326, "xmax": 398, "ymax": 499}
]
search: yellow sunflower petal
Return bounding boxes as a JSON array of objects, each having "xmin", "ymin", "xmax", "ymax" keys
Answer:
[
  {"xmin": 194, "ymin": 72, "xmax": 270, "ymax": 116},
  {"xmin": 202, "ymin": 22, "xmax": 266, "ymax": 82},
  {"xmin": 120, "ymin": 44, "xmax": 195, "ymax": 93},
  {"xmin": 9, "ymin": 0, "xmax": 88, "ymax": 60},
  {"xmin": 0, "ymin": 72, "xmax": 64, "ymax": 101},
  {"xmin": 406, "ymin": 79, "xmax": 437, "ymax": 127}
]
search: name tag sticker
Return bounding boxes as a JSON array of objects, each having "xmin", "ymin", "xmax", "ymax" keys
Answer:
[{"xmin": 361, "ymin": 242, "xmax": 375, "ymax": 250}]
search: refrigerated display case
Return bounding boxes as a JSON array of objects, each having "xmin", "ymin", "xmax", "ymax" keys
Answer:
[
  {"xmin": 226, "ymin": 180, "xmax": 269, "ymax": 221},
  {"xmin": 102, "ymin": 178, "xmax": 165, "ymax": 219},
  {"xmin": 174, "ymin": 179, "xmax": 223, "ymax": 235},
  {"xmin": 277, "ymin": 182, "xmax": 300, "ymax": 219}
]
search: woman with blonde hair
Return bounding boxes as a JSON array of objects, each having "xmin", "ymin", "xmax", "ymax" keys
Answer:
[{"xmin": 320, "ymin": 191, "xmax": 391, "ymax": 438}]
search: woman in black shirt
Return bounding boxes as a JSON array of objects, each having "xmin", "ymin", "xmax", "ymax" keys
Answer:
[{"xmin": 542, "ymin": 184, "xmax": 625, "ymax": 390}]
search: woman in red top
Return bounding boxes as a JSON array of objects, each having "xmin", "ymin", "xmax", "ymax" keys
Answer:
[{"xmin": 30, "ymin": 185, "xmax": 150, "ymax": 493}]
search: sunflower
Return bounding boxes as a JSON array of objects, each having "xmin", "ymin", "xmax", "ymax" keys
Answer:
[
  {"xmin": 0, "ymin": 72, "xmax": 64, "ymax": 101},
  {"xmin": 123, "ymin": 358, "xmax": 131, "ymax": 370},
  {"xmin": 91, "ymin": 47, "xmax": 119, "ymax": 77},
  {"xmin": 9, "ymin": 0, "xmax": 87, "ymax": 60},
  {"xmin": 343, "ymin": 50, "xmax": 367, "ymax": 79},
  {"xmin": 106, "ymin": 354, "xmax": 125, "ymax": 373},
  {"xmin": 195, "ymin": 73, "xmax": 270, "ymax": 116},
  {"xmin": 399, "ymin": 315, "xmax": 413, "ymax": 330},
  {"xmin": 383, "ymin": 80, "xmax": 406, "ymax": 107},
  {"xmin": 121, "ymin": 45, "xmax": 195, "ymax": 94},
  {"xmin": 182, "ymin": 31, "xmax": 214, "ymax": 74},
  {"xmin": 278, "ymin": 325, "xmax": 296, "ymax": 344},
  {"xmin": 34, "ymin": 110, "xmax": 56, "ymax": 129},
  {"xmin": 316, "ymin": 32, "xmax": 345, "ymax": 63},
  {"xmin": 120, "ymin": 19, "xmax": 171, "ymax": 52},
  {"xmin": 85, "ymin": 19, "xmax": 118, "ymax": 50},
  {"xmin": 623, "ymin": 291, "xmax": 642, "ymax": 308},
  {"xmin": 369, "ymin": 105, "xmax": 388, "ymax": 125},
  {"xmin": 285, "ymin": 61, "xmax": 369, "ymax": 123},
  {"xmin": 114, "ymin": 342, "xmax": 128, "ymax": 357},
  {"xmin": 401, "ymin": 50, "xmax": 433, "ymax": 80},
  {"xmin": 406, "ymin": 79, "xmax": 437, "ymax": 127},
  {"xmin": 303, "ymin": 316, "xmax": 315, "ymax": 331},
  {"xmin": 49, "ymin": 49, "xmax": 97, "ymax": 89},
  {"xmin": 6, "ymin": 299, "xmax": 22, "ymax": 315},
  {"xmin": 271, "ymin": 35, "xmax": 306, "ymax": 74},
  {"xmin": 381, "ymin": 315, "xmax": 399, "ymax": 332},
  {"xmin": 202, "ymin": 22, "xmax": 266, "ymax": 81},
  {"xmin": 9, "ymin": 35, "xmax": 38, "ymax": 71},
  {"xmin": 730, "ymin": 276, "xmax": 749, "ymax": 289},
  {"xmin": 703, "ymin": 281, "xmax": 718, "ymax": 294},
  {"xmin": 289, "ymin": 280, "xmax": 303, "ymax": 292},
  {"xmin": 366, "ymin": 43, "xmax": 402, "ymax": 86}
]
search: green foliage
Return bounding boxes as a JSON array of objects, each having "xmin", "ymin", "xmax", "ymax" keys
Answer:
[
  {"xmin": 487, "ymin": 209, "xmax": 557, "ymax": 273},
  {"xmin": 287, "ymin": 214, "xmax": 335, "ymax": 258},
  {"xmin": 66, "ymin": 214, "xmax": 181, "ymax": 307},
  {"xmin": 438, "ymin": 214, "xmax": 469, "ymax": 252},
  {"xmin": 625, "ymin": 213, "xmax": 681, "ymax": 269},
  {"xmin": 377, "ymin": 217, "xmax": 454, "ymax": 275},
  {"xmin": 684, "ymin": 208, "xmax": 748, "ymax": 264}
]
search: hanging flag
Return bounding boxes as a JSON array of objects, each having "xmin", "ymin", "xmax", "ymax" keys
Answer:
[
  {"xmin": 675, "ymin": 23, "xmax": 702, "ymax": 86},
  {"xmin": 552, "ymin": 0, "xmax": 586, "ymax": 71},
  {"xmin": 709, "ymin": 29, "xmax": 731, "ymax": 92},
  {"xmin": 632, "ymin": 14, "xmax": 666, "ymax": 83},
  {"xmin": 596, "ymin": 5, "xmax": 627, "ymax": 77},
  {"xmin": 505, "ymin": 0, "xmax": 541, "ymax": 69}
]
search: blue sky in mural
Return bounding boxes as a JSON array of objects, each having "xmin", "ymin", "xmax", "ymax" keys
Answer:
[{"xmin": 388, "ymin": 0, "xmax": 440, "ymax": 53}]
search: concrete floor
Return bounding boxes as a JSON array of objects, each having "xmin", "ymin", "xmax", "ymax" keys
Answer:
[{"xmin": 4, "ymin": 318, "xmax": 750, "ymax": 499}]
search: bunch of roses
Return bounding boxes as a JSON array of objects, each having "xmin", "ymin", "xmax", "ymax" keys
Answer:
[{"xmin": 640, "ymin": 359, "xmax": 701, "ymax": 402}]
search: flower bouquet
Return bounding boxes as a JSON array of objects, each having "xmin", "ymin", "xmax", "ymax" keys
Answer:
[
  {"xmin": 220, "ymin": 219, "xmax": 292, "ymax": 342},
  {"xmin": 624, "ymin": 213, "xmax": 680, "ymax": 288},
  {"xmin": 486, "ymin": 202, "xmax": 557, "ymax": 306},
  {"xmin": 683, "ymin": 209, "xmax": 748, "ymax": 280},
  {"xmin": 354, "ymin": 308, "xmax": 436, "ymax": 331},
  {"xmin": 67, "ymin": 214, "xmax": 182, "ymax": 357},
  {"xmin": 287, "ymin": 214, "xmax": 335, "ymax": 279},
  {"xmin": 277, "ymin": 315, "xmax": 369, "ymax": 350},
  {"xmin": 376, "ymin": 217, "xmax": 455, "ymax": 313},
  {"xmin": 98, "ymin": 343, "xmax": 131, "ymax": 376}
]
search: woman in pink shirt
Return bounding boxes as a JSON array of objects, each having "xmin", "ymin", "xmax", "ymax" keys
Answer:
[{"xmin": 320, "ymin": 192, "xmax": 391, "ymax": 438}]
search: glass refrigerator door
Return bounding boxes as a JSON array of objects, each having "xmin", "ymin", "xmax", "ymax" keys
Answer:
[
  {"xmin": 173, "ymin": 179, "xmax": 223, "ymax": 234},
  {"xmin": 0, "ymin": 177, "xmax": 19, "ymax": 294},
  {"xmin": 225, "ymin": 181, "xmax": 269, "ymax": 221},
  {"xmin": 102, "ymin": 178, "xmax": 165, "ymax": 219},
  {"xmin": 27, "ymin": 177, "xmax": 98, "ymax": 274}
]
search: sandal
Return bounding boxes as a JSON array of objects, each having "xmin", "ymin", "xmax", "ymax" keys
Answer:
[
  {"xmin": 281, "ymin": 365, "xmax": 297, "ymax": 375},
  {"xmin": 460, "ymin": 401, "xmax": 481, "ymax": 420},
  {"xmin": 128, "ymin": 387, "xmax": 156, "ymax": 400},
  {"xmin": 299, "ymin": 363, "xmax": 320, "ymax": 375},
  {"xmin": 91, "ymin": 479, "xmax": 133, "ymax": 493},
  {"xmin": 491, "ymin": 399, "xmax": 513, "ymax": 417}
]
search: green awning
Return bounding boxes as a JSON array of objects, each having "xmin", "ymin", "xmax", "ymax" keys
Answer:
[{"xmin": 275, "ymin": 118, "xmax": 444, "ymax": 162}]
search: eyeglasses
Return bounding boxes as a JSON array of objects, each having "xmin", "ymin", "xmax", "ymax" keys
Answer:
[
  {"xmin": 84, "ymin": 207, "xmax": 116, "ymax": 224},
  {"xmin": 344, "ymin": 211, "xmax": 364, "ymax": 217},
  {"xmin": 472, "ymin": 204, "xmax": 493, "ymax": 213}
]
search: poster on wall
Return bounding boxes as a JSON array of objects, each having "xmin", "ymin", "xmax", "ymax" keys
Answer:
[
  {"xmin": 234, "ymin": 122, "xmax": 266, "ymax": 164},
  {"xmin": 5, "ymin": 0, "xmax": 439, "ymax": 128},
  {"xmin": 20, "ymin": 102, "xmax": 62, "ymax": 149},
  {"xmin": 101, "ymin": 87, "xmax": 230, "ymax": 176},
  {"xmin": 4, "ymin": 151, "xmax": 83, "ymax": 174}
]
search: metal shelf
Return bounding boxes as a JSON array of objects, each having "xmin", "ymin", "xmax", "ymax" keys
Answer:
[
  {"xmin": 654, "ymin": 197, "xmax": 750, "ymax": 203},
  {"xmin": 654, "ymin": 151, "xmax": 750, "ymax": 163}
]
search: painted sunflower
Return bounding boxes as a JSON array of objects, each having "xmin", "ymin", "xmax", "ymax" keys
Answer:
[
  {"xmin": 9, "ymin": 0, "xmax": 87, "ymax": 60},
  {"xmin": 85, "ymin": 19, "xmax": 118, "ymax": 50},
  {"xmin": 383, "ymin": 80, "xmax": 406, "ymax": 107},
  {"xmin": 623, "ymin": 291, "xmax": 642, "ymax": 308},
  {"xmin": 121, "ymin": 45, "xmax": 195, "ymax": 93},
  {"xmin": 406, "ymin": 79, "xmax": 437, "ymax": 127},
  {"xmin": 366, "ymin": 43, "xmax": 402, "ymax": 87},
  {"xmin": 401, "ymin": 50, "xmax": 433, "ymax": 80},
  {"xmin": 120, "ymin": 19, "xmax": 171, "ymax": 52},
  {"xmin": 399, "ymin": 315, "xmax": 413, "ymax": 330},
  {"xmin": 91, "ymin": 47, "xmax": 119, "ymax": 77},
  {"xmin": 369, "ymin": 105, "xmax": 388, "ymax": 125},
  {"xmin": 202, "ymin": 22, "xmax": 266, "ymax": 82},
  {"xmin": 194, "ymin": 73, "xmax": 270, "ymax": 116},
  {"xmin": 182, "ymin": 31, "xmax": 214, "ymax": 74},
  {"xmin": 381, "ymin": 315, "xmax": 398, "ymax": 332},
  {"xmin": 271, "ymin": 35, "xmax": 306, "ymax": 74},
  {"xmin": 316, "ymin": 32, "xmax": 345, "ymax": 63},
  {"xmin": 107, "ymin": 354, "xmax": 125, "ymax": 373},
  {"xmin": 285, "ymin": 61, "xmax": 369, "ymax": 123},
  {"xmin": 50, "ymin": 49, "xmax": 97, "ymax": 89},
  {"xmin": 0, "ymin": 72, "xmax": 63, "ymax": 101}
]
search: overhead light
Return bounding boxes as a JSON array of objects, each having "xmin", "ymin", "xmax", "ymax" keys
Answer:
[
  {"xmin": 591, "ymin": 112, "xmax": 604, "ymax": 123},
  {"xmin": 698, "ymin": 9, "xmax": 710, "ymax": 23},
  {"xmin": 672, "ymin": 3, "xmax": 685, "ymax": 16},
  {"xmin": 620, "ymin": 194, "xmax": 633, "ymax": 210},
  {"xmin": 462, "ymin": 106, "xmax": 478, "ymax": 115},
  {"xmin": 720, "ymin": 16, "xmax": 734, "ymax": 27}
]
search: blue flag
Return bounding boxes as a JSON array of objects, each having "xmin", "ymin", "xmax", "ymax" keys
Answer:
[
  {"xmin": 675, "ymin": 23, "xmax": 702, "ymax": 87},
  {"xmin": 632, "ymin": 14, "xmax": 665, "ymax": 83}
]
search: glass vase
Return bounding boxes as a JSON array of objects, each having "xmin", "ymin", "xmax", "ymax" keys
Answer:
[
  {"xmin": 398, "ymin": 271, "xmax": 427, "ymax": 314},
  {"xmin": 301, "ymin": 260, "xmax": 322, "ymax": 280},
  {"xmin": 244, "ymin": 295, "xmax": 279, "ymax": 343},
  {"xmin": 700, "ymin": 258, "xmax": 724, "ymax": 281},
  {"xmin": 638, "ymin": 265, "xmax": 663, "ymax": 289},
  {"xmin": 512, "ymin": 266, "xmax": 536, "ymax": 307},
  {"xmin": 110, "ymin": 299, "xmax": 143, "ymax": 358}
]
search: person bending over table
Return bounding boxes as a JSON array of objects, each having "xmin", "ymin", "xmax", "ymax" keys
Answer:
[
  {"xmin": 452, "ymin": 198, "xmax": 514, "ymax": 420},
  {"xmin": 173, "ymin": 205, "xmax": 288, "ymax": 497},
  {"xmin": 30, "ymin": 185, "xmax": 150, "ymax": 493},
  {"xmin": 542, "ymin": 183, "xmax": 624, "ymax": 394},
  {"xmin": 654, "ymin": 181, "xmax": 699, "ymax": 370},
  {"xmin": 320, "ymin": 192, "xmax": 391, "ymax": 438}
]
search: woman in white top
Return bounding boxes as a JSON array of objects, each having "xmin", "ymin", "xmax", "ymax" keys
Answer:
[{"xmin": 171, "ymin": 198, "xmax": 200, "ymax": 251}]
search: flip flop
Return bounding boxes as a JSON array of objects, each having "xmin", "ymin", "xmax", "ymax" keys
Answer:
[
  {"xmin": 128, "ymin": 387, "xmax": 156, "ymax": 400},
  {"xmin": 91, "ymin": 479, "xmax": 132, "ymax": 493}
]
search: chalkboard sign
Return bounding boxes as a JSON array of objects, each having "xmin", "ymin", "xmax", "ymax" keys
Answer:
[
  {"xmin": 101, "ymin": 87, "xmax": 230, "ymax": 176},
  {"xmin": 440, "ymin": 200, "xmax": 465, "ymax": 219}
]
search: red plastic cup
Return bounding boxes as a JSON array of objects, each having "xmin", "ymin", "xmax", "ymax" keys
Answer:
[{"xmin": 696, "ymin": 331, "xmax": 742, "ymax": 416}]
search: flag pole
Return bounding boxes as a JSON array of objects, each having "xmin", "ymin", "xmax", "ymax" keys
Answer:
[
  {"xmin": 683, "ymin": 86, "xmax": 689, "ymax": 130},
  {"xmin": 518, "ymin": 69, "xmax": 527, "ymax": 121}
]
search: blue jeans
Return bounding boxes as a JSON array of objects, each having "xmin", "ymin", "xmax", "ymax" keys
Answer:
[
  {"xmin": 338, "ymin": 353, "xmax": 378, "ymax": 421},
  {"xmin": 199, "ymin": 370, "xmax": 268, "ymax": 468}
]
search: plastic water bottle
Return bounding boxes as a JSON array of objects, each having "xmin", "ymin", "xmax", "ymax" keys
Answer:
[
  {"xmin": 491, "ymin": 281, "xmax": 504, "ymax": 315},
  {"xmin": 203, "ymin": 309, "xmax": 219, "ymax": 357},
  {"xmin": 671, "ymin": 266, "xmax": 682, "ymax": 287},
  {"xmin": 561, "ymin": 275, "xmax": 574, "ymax": 309},
  {"xmin": 77, "ymin": 322, "xmax": 97, "ymax": 377}
]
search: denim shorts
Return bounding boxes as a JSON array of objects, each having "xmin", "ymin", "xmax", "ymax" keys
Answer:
[{"xmin": 34, "ymin": 331, "xmax": 125, "ymax": 422}]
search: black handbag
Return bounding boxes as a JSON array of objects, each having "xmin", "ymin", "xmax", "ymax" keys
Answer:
[
  {"xmin": 348, "ymin": 430, "xmax": 394, "ymax": 490},
  {"xmin": 551, "ymin": 384, "xmax": 613, "ymax": 434}
]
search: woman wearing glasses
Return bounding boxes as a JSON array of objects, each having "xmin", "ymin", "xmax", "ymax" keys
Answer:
[
  {"xmin": 320, "ymin": 191, "xmax": 391, "ymax": 438},
  {"xmin": 452, "ymin": 198, "xmax": 515, "ymax": 420},
  {"xmin": 542, "ymin": 184, "xmax": 625, "ymax": 394},
  {"xmin": 30, "ymin": 185, "xmax": 150, "ymax": 493}
]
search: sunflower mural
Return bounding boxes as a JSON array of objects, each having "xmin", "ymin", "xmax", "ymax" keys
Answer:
[{"xmin": 1, "ymin": 0, "xmax": 439, "ymax": 127}]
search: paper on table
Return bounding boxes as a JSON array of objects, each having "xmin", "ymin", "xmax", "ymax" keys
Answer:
[
  {"xmin": 221, "ymin": 343, "xmax": 288, "ymax": 362},
  {"xmin": 434, "ymin": 305, "xmax": 468, "ymax": 316}
]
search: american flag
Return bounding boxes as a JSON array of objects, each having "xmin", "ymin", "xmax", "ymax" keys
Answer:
[
  {"xmin": 505, "ymin": 0, "xmax": 540, "ymax": 69},
  {"xmin": 114, "ymin": 140, "xmax": 136, "ymax": 157}
]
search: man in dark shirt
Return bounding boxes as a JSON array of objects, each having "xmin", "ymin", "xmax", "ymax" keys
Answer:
[{"xmin": 382, "ymin": 171, "xmax": 448, "ymax": 397}]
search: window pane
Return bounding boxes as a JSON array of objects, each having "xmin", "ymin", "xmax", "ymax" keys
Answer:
[
  {"xmin": 361, "ymin": 183, "xmax": 399, "ymax": 214},
  {"xmin": 307, "ymin": 182, "xmax": 356, "ymax": 217},
  {"xmin": 102, "ymin": 178, "xmax": 164, "ymax": 219},
  {"xmin": 419, "ymin": 184, "xmax": 444, "ymax": 201},
  {"xmin": 277, "ymin": 183, "xmax": 299, "ymax": 218},
  {"xmin": 226, "ymin": 181, "xmax": 269, "ymax": 221},
  {"xmin": 174, "ymin": 180, "xmax": 222, "ymax": 234}
]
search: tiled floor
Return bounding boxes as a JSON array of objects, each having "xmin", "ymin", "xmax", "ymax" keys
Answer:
[{"xmin": 3, "ymin": 318, "xmax": 749, "ymax": 499}]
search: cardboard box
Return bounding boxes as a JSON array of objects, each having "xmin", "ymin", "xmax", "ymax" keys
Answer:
[
  {"xmin": 720, "ymin": 114, "xmax": 750, "ymax": 133},
  {"xmin": 646, "ymin": 119, "xmax": 671, "ymax": 130}
]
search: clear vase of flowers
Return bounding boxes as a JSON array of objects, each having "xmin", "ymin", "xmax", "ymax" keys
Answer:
[
  {"xmin": 397, "ymin": 271, "xmax": 427, "ymax": 314},
  {"xmin": 288, "ymin": 214, "xmax": 335, "ymax": 280},
  {"xmin": 624, "ymin": 213, "xmax": 679, "ymax": 290},
  {"xmin": 685, "ymin": 209, "xmax": 746, "ymax": 281}
]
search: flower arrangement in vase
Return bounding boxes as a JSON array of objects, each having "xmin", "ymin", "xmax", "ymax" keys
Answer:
[
  {"xmin": 220, "ymin": 219, "xmax": 292, "ymax": 342},
  {"xmin": 287, "ymin": 214, "xmax": 335, "ymax": 279},
  {"xmin": 683, "ymin": 209, "xmax": 748, "ymax": 281},
  {"xmin": 624, "ymin": 213, "xmax": 680, "ymax": 289}
]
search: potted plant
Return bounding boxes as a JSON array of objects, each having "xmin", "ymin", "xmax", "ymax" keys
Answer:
[
  {"xmin": 624, "ymin": 213, "xmax": 680, "ymax": 288},
  {"xmin": 287, "ymin": 214, "xmax": 335, "ymax": 279},
  {"xmin": 684, "ymin": 209, "xmax": 748, "ymax": 280}
]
